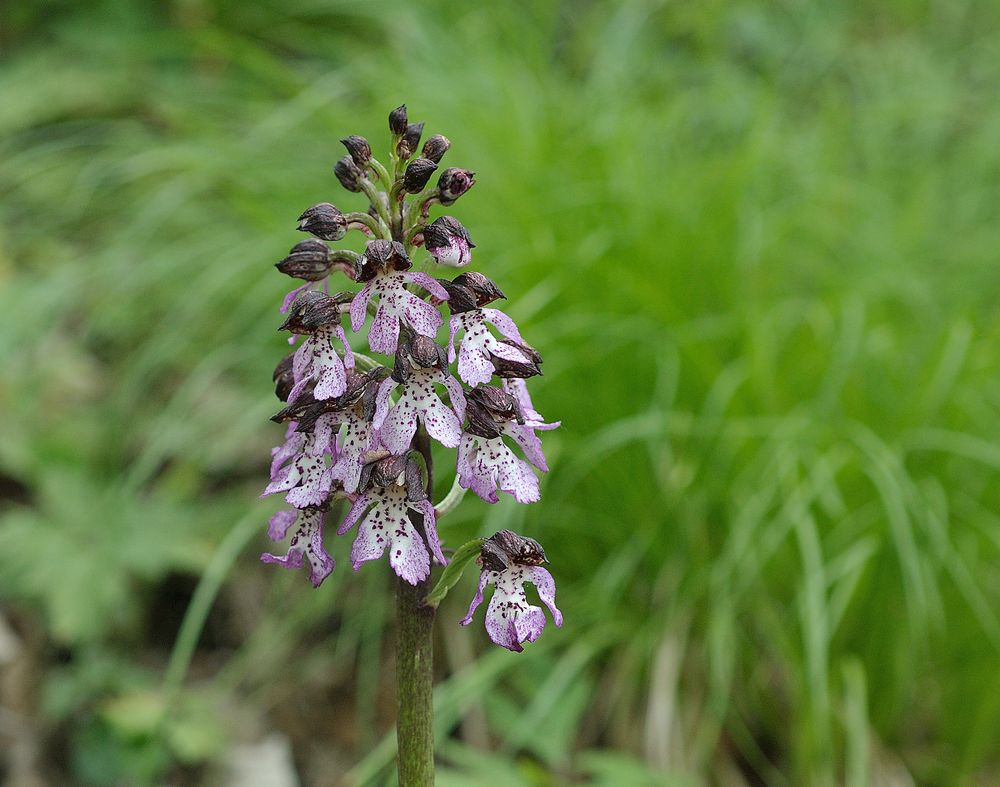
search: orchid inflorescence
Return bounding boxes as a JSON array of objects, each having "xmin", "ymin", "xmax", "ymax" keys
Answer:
[{"xmin": 259, "ymin": 105, "xmax": 562, "ymax": 651}]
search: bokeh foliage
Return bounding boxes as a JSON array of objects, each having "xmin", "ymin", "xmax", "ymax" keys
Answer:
[{"xmin": 2, "ymin": 0, "xmax": 1000, "ymax": 784}]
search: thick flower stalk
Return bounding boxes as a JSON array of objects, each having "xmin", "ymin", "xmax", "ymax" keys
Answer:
[{"xmin": 256, "ymin": 104, "xmax": 564, "ymax": 783}]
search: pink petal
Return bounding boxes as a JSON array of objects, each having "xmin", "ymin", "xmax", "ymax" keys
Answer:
[
  {"xmin": 405, "ymin": 271, "xmax": 450, "ymax": 300},
  {"xmin": 527, "ymin": 566, "xmax": 563, "ymax": 627},
  {"xmin": 482, "ymin": 307, "xmax": 524, "ymax": 343},
  {"xmin": 368, "ymin": 301, "xmax": 401, "ymax": 354},
  {"xmin": 441, "ymin": 372, "xmax": 466, "ymax": 421},
  {"xmin": 349, "ymin": 281, "xmax": 375, "ymax": 332},
  {"xmin": 460, "ymin": 572, "xmax": 489, "ymax": 625}
]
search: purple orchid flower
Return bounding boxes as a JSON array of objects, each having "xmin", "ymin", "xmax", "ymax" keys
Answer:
[
  {"xmin": 262, "ymin": 507, "xmax": 335, "ymax": 588},
  {"xmin": 460, "ymin": 530, "xmax": 562, "ymax": 652}
]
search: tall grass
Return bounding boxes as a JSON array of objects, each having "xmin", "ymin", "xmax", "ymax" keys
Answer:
[{"xmin": 2, "ymin": 0, "xmax": 1000, "ymax": 784}]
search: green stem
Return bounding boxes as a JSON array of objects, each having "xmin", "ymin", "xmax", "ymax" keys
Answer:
[
  {"xmin": 395, "ymin": 575, "xmax": 435, "ymax": 786},
  {"xmin": 360, "ymin": 179, "xmax": 392, "ymax": 234},
  {"xmin": 345, "ymin": 211, "xmax": 384, "ymax": 237},
  {"xmin": 368, "ymin": 157, "xmax": 393, "ymax": 192},
  {"xmin": 434, "ymin": 474, "xmax": 466, "ymax": 518},
  {"xmin": 395, "ymin": 424, "xmax": 436, "ymax": 784}
]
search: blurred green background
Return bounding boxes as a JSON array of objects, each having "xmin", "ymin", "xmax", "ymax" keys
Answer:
[{"xmin": 2, "ymin": 0, "xmax": 1000, "ymax": 784}]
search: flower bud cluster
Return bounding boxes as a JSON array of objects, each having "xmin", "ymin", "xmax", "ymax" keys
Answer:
[{"xmin": 259, "ymin": 104, "xmax": 561, "ymax": 649}]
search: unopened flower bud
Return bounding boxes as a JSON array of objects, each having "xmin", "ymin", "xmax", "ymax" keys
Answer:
[
  {"xmin": 356, "ymin": 239, "xmax": 411, "ymax": 281},
  {"xmin": 297, "ymin": 203, "xmax": 347, "ymax": 241},
  {"xmin": 276, "ymin": 240, "xmax": 332, "ymax": 281},
  {"xmin": 423, "ymin": 216, "xmax": 474, "ymax": 267},
  {"xmin": 278, "ymin": 290, "xmax": 352, "ymax": 334},
  {"xmin": 340, "ymin": 135, "xmax": 372, "ymax": 168},
  {"xmin": 453, "ymin": 271, "xmax": 505, "ymax": 306},
  {"xmin": 421, "ymin": 134, "xmax": 450, "ymax": 164},
  {"xmin": 437, "ymin": 168, "xmax": 475, "ymax": 205},
  {"xmin": 388, "ymin": 104, "xmax": 408, "ymax": 136},
  {"xmin": 397, "ymin": 121, "xmax": 425, "ymax": 159},
  {"xmin": 334, "ymin": 156, "xmax": 364, "ymax": 193},
  {"xmin": 403, "ymin": 158, "xmax": 438, "ymax": 193}
]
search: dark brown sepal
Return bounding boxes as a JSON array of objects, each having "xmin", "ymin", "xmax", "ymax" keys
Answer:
[
  {"xmin": 421, "ymin": 134, "xmax": 450, "ymax": 163},
  {"xmin": 403, "ymin": 158, "xmax": 438, "ymax": 193},
  {"xmin": 481, "ymin": 530, "xmax": 547, "ymax": 572},
  {"xmin": 276, "ymin": 239, "xmax": 332, "ymax": 281},
  {"xmin": 360, "ymin": 366, "xmax": 392, "ymax": 421},
  {"xmin": 468, "ymin": 384, "xmax": 523, "ymax": 424},
  {"xmin": 465, "ymin": 399, "xmax": 503, "ymax": 439},
  {"xmin": 278, "ymin": 290, "xmax": 350, "ymax": 334},
  {"xmin": 435, "ymin": 279, "xmax": 479, "ymax": 314},
  {"xmin": 423, "ymin": 215, "xmax": 474, "ymax": 252},
  {"xmin": 297, "ymin": 203, "xmax": 348, "ymax": 242},
  {"xmin": 356, "ymin": 239, "xmax": 411, "ymax": 282},
  {"xmin": 340, "ymin": 135, "xmax": 372, "ymax": 168},
  {"xmin": 334, "ymin": 156, "xmax": 364, "ymax": 193},
  {"xmin": 404, "ymin": 454, "xmax": 427, "ymax": 502},
  {"xmin": 273, "ymin": 353, "xmax": 296, "ymax": 401},
  {"xmin": 388, "ymin": 104, "xmax": 408, "ymax": 136},
  {"xmin": 452, "ymin": 271, "xmax": 504, "ymax": 306},
  {"xmin": 397, "ymin": 121, "xmax": 425, "ymax": 159},
  {"xmin": 392, "ymin": 335, "xmax": 447, "ymax": 382},
  {"xmin": 490, "ymin": 345, "xmax": 543, "ymax": 379}
]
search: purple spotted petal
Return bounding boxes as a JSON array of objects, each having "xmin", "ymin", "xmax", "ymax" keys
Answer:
[
  {"xmin": 267, "ymin": 509, "xmax": 298, "ymax": 540},
  {"xmin": 504, "ymin": 421, "xmax": 549, "ymax": 473},
  {"xmin": 347, "ymin": 488, "xmax": 431, "ymax": 584},
  {"xmin": 447, "ymin": 315, "xmax": 461, "ymax": 364},
  {"xmin": 261, "ymin": 508, "xmax": 334, "ymax": 588},
  {"xmin": 401, "ymin": 291, "xmax": 444, "ymax": 340},
  {"xmin": 482, "ymin": 307, "xmax": 524, "ymax": 343},
  {"xmin": 372, "ymin": 377, "xmax": 396, "ymax": 429},
  {"xmin": 411, "ymin": 499, "xmax": 447, "ymax": 565},
  {"xmin": 368, "ymin": 301, "xmax": 402, "ymax": 354},
  {"xmin": 404, "ymin": 271, "xmax": 450, "ymax": 300},
  {"xmin": 457, "ymin": 433, "xmax": 539, "ymax": 504},
  {"xmin": 334, "ymin": 325, "xmax": 355, "ymax": 369},
  {"xmin": 527, "ymin": 566, "xmax": 563, "ymax": 627},
  {"xmin": 441, "ymin": 372, "xmax": 466, "ymax": 421},
  {"xmin": 461, "ymin": 572, "xmax": 489, "ymax": 626},
  {"xmin": 456, "ymin": 338, "xmax": 495, "ymax": 387},
  {"xmin": 270, "ymin": 424, "xmax": 304, "ymax": 481},
  {"xmin": 338, "ymin": 491, "xmax": 375, "ymax": 535},
  {"xmin": 379, "ymin": 393, "xmax": 419, "ymax": 454},
  {"xmin": 329, "ymin": 409, "xmax": 377, "ymax": 493},
  {"xmin": 350, "ymin": 281, "xmax": 375, "ymax": 332}
]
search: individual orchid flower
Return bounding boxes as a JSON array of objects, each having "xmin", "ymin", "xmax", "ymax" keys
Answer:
[
  {"xmin": 261, "ymin": 507, "xmax": 335, "ymax": 588},
  {"xmin": 337, "ymin": 453, "xmax": 446, "ymax": 584},
  {"xmin": 373, "ymin": 335, "xmax": 466, "ymax": 454},
  {"xmin": 423, "ymin": 216, "xmax": 474, "ymax": 267},
  {"xmin": 460, "ymin": 530, "xmax": 562, "ymax": 652},
  {"xmin": 349, "ymin": 240, "xmax": 449, "ymax": 355},
  {"xmin": 456, "ymin": 384, "xmax": 546, "ymax": 504},
  {"xmin": 280, "ymin": 290, "xmax": 356, "ymax": 402},
  {"xmin": 274, "ymin": 368, "xmax": 388, "ymax": 495},
  {"xmin": 441, "ymin": 272, "xmax": 538, "ymax": 387},
  {"xmin": 261, "ymin": 428, "xmax": 334, "ymax": 509}
]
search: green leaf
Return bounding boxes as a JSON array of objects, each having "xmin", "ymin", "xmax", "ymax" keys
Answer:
[{"xmin": 425, "ymin": 538, "xmax": 484, "ymax": 608}]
